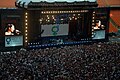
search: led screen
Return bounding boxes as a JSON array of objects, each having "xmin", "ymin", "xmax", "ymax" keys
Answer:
[
  {"xmin": 92, "ymin": 9, "xmax": 108, "ymax": 40},
  {"xmin": 2, "ymin": 14, "xmax": 23, "ymax": 47},
  {"xmin": 5, "ymin": 23, "xmax": 21, "ymax": 36}
]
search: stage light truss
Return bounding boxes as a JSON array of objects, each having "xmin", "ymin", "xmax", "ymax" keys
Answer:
[
  {"xmin": 39, "ymin": 12, "xmax": 84, "ymax": 24},
  {"xmin": 92, "ymin": 11, "xmax": 96, "ymax": 38},
  {"xmin": 25, "ymin": 12, "xmax": 28, "ymax": 43},
  {"xmin": 41, "ymin": 10, "xmax": 88, "ymax": 14}
]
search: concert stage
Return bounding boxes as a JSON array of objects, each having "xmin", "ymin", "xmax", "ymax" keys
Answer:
[{"xmin": 0, "ymin": 1, "xmax": 110, "ymax": 50}]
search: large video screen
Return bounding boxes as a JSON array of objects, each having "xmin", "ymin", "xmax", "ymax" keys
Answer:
[
  {"xmin": 4, "ymin": 23, "xmax": 23, "ymax": 47},
  {"xmin": 2, "ymin": 14, "xmax": 23, "ymax": 47},
  {"xmin": 92, "ymin": 8, "xmax": 109, "ymax": 40},
  {"xmin": 92, "ymin": 20, "xmax": 106, "ymax": 39},
  {"xmin": 5, "ymin": 23, "xmax": 21, "ymax": 36}
]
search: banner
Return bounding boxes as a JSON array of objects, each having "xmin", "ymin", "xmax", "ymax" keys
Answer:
[
  {"xmin": 5, "ymin": 36, "xmax": 23, "ymax": 47},
  {"xmin": 41, "ymin": 24, "xmax": 69, "ymax": 37}
]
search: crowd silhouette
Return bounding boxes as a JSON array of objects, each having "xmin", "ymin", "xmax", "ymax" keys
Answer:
[{"xmin": 0, "ymin": 42, "xmax": 120, "ymax": 80}]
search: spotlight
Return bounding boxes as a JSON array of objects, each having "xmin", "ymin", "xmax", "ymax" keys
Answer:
[
  {"xmin": 25, "ymin": 12, "xmax": 28, "ymax": 15},
  {"xmin": 25, "ymin": 37, "xmax": 27, "ymax": 39},
  {"xmin": 25, "ymin": 40, "xmax": 28, "ymax": 43},
  {"xmin": 92, "ymin": 23, "xmax": 95, "ymax": 25},
  {"xmin": 25, "ymin": 30, "xmax": 27, "ymax": 32},
  {"xmin": 39, "ymin": 19, "xmax": 42, "ymax": 22},
  {"xmin": 47, "ymin": 17, "xmax": 50, "ymax": 19},
  {"xmin": 61, "ymin": 18, "xmax": 63, "ymax": 20},
  {"xmin": 25, "ymin": 23, "xmax": 28, "ymax": 25},
  {"xmin": 73, "ymin": 14, "xmax": 75, "ymax": 16},
  {"xmin": 25, "ymin": 20, "xmax": 27, "ymax": 22},
  {"xmin": 25, "ymin": 16, "xmax": 27, "ymax": 18},
  {"xmin": 48, "ymin": 20, "xmax": 50, "ymax": 22}
]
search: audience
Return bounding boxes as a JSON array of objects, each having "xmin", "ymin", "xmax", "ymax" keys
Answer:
[{"xmin": 0, "ymin": 42, "xmax": 120, "ymax": 80}]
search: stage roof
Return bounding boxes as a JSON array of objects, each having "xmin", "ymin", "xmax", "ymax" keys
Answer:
[
  {"xmin": 16, "ymin": 0, "xmax": 97, "ymax": 9},
  {"xmin": 17, "ymin": 0, "xmax": 96, "ymax": 5},
  {"xmin": 17, "ymin": 0, "xmax": 96, "ymax": 2}
]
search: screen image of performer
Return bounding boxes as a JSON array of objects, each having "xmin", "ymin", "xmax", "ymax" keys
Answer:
[
  {"xmin": 94, "ymin": 20, "xmax": 105, "ymax": 30},
  {"xmin": 5, "ymin": 24, "xmax": 21, "ymax": 35},
  {"xmin": 94, "ymin": 20, "xmax": 101, "ymax": 30}
]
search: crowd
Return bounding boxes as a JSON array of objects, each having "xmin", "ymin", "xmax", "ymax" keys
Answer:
[{"xmin": 0, "ymin": 42, "xmax": 120, "ymax": 80}]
